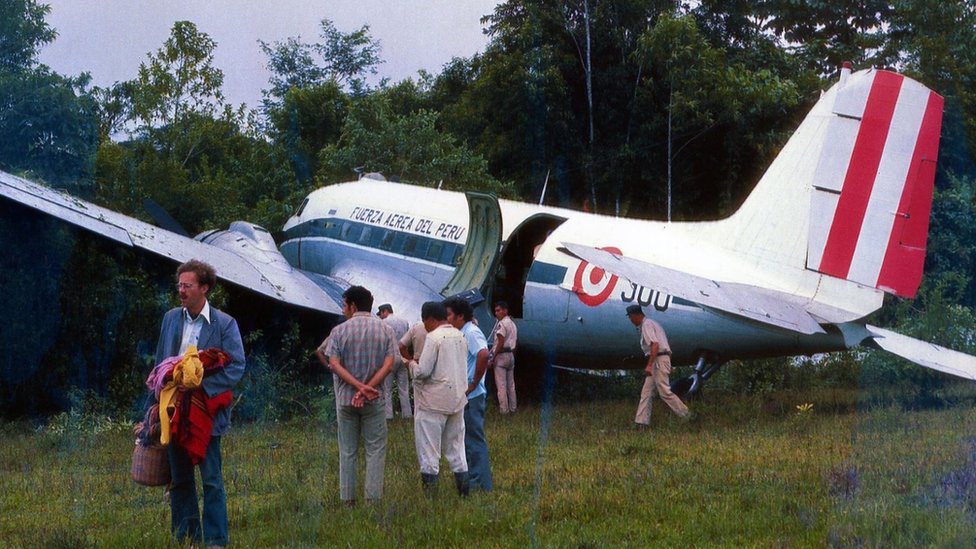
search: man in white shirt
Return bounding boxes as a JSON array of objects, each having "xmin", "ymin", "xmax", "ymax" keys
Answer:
[
  {"xmin": 407, "ymin": 301, "xmax": 470, "ymax": 497},
  {"xmin": 627, "ymin": 304, "xmax": 689, "ymax": 427}
]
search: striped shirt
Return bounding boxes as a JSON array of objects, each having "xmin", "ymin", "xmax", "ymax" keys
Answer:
[{"xmin": 326, "ymin": 312, "xmax": 398, "ymax": 406}]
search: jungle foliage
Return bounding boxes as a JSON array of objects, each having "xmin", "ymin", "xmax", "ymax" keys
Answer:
[{"xmin": 1, "ymin": 0, "xmax": 976, "ymax": 418}]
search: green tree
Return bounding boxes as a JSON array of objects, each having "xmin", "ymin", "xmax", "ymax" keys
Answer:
[
  {"xmin": 265, "ymin": 82, "xmax": 348, "ymax": 184},
  {"xmin": 129, "ymin": 20, "xmax": 226, "ymax": 134},
  {"xmin": 316, "ymin": 93, "xmax": 511, "ymax": 195},
  {"xmin": 260, "ymin": 19, "xmax": 382, "ymax": 184},
  {"xmin": 93, "ymin": 20, "xmax": 302, "ymax": 233},
  {"xmin": 260, "ymin": 18, "xmax": 382, "ymax": 107},
  {"xmin": 0, "ymin": 0, "xmax": 56, "ymax": 73},
  {"xmin": 760, "ymin": 0, "xmax": 896, "ymax": 77},
  {"xmin": 0, "ymin": 0, "xmax": 98, "ymax": 188},
  {"xmin": 439, "ymin": 0, "xmax": 808, "ymax": 217},
  {"xmin": 0, "ymin": 68, "xmax": 99, "ymax": 189}
]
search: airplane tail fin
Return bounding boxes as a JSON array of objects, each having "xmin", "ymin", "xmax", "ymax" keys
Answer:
[{"xmin": 714, "ymin": 65, "xmax": 943, "ymax": 299}]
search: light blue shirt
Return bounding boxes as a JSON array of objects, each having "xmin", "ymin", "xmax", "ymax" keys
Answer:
[
  {"xmin": 179, "ymin": 300, "xmax": 212, "ymax": 355},
  {"xmin": 461, "ymin": 321, "xmax": 488, "ymax": 400}
]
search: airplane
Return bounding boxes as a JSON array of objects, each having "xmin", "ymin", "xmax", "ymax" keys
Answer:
[{"xmin": 3, "ymin": 63, "xmax": 975, "ymax": 395}]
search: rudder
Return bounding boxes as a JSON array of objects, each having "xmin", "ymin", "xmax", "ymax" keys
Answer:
[{"xmin": 805, "ymin": 66, "xmax": 943, "ymax": 298}]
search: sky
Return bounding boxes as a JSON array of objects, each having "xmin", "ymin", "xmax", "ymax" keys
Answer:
[{"xmin": 38, "ymin": 0, "xmax": 500, "ymax": 109}]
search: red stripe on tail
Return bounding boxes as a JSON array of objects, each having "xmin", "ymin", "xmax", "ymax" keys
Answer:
[
  {"xmin": 819, "ymin": 71, "xmax": 904, "ymax": 278},
  {"xmin": 875, "ymin": 91, "xmax": 944, "ymax": 297}
]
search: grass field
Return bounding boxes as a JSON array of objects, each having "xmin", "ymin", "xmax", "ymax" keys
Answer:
[{"xmin": 3, "ymin": 381, "xmax": 976, "ymax": 548}]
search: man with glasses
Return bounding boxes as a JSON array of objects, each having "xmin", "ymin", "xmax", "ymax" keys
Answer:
[{"xmin": 154, "ymin": 259, "xmax": 245, "ymax": 548}]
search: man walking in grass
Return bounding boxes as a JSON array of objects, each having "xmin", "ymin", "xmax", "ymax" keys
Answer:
[
  {"xmin": 407, "ymin": 301, "xmax": 470, "ymax": 497},
  {"xmin": 325, "ymin": 286, "xmax": 397, "ymax": 504},
  {"xmin": 627, "ymin": 304, "xmax": 690, "ymax": 427}
]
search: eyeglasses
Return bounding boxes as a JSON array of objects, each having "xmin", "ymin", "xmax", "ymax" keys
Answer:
[{"xmin": 176, "ymin": 282, "xmax": 197, "ymax": 290}]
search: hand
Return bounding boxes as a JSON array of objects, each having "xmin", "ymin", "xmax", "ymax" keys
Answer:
[
  {"xmin": 351, "ymin": 392, "xmax": 366, "ymax": 408},
  {"xmin": 359, "ymin": 384, "xmax": 380, "ymax": 401}
]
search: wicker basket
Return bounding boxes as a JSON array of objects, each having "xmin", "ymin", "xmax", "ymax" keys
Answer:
[{"xmin": 131, "ymin": 441, "xmax": 171, "ymax": 486}]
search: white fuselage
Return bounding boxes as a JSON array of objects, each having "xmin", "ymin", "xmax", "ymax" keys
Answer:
[{"xmin": 280, "ymin": 180, "xmax": 868, "ymax": 369}]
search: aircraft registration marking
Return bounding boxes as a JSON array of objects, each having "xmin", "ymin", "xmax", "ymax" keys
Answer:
[{"xmin": 620, "ymin": 282, "xmax": 672, "ymax": 312}]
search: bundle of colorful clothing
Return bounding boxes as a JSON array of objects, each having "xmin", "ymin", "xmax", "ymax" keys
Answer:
[{"xmin": 139, "ymin": 346, "xmax": 233, "ymax": 464}]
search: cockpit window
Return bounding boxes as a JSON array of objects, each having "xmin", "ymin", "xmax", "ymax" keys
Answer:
[{"xmin": 296, "ymin": 198, "xmax": 310, "ymax": 217}]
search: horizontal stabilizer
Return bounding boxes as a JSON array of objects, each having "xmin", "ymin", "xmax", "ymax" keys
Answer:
[
  {"xmin": 865, "ymin": 324, "xmax": 976, "ymax": 380},
  {"xmin": 0, "ymin": 170, "xmax": 343, "ymax": 314},
  {"xmin": 560, "ymin": 242, "xmax": 825, "ymax": 335}
]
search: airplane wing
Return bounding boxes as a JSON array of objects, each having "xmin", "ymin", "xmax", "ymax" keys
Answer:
[
  {"xmin": 560, "ymin": 242, "xmax": 825, "ymax": 335},
  {"xmin": 0, "ymin": 169, "xmax": 344, "ymax": 314},
  {"xmin": 864, "ymin": 325, "xmax": 976, "ymax": 380}
]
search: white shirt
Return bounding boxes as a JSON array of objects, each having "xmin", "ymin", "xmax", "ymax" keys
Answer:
[
  {"xmin": 412, "ymin": 324, "xmax": 468, "ymax": 414},
  {"xmin": 179, "ymin": 300, "xmax": 212, "ymax": 355}
]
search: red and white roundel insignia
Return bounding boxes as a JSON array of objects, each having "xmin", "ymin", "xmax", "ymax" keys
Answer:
[{"xmin": 573, "ymin": 246, "xmax": 622, "ymax": 307}]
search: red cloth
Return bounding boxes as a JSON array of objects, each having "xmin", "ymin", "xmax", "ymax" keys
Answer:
[
  {"xmin": 172, "ymin": 389, "xmax": 233, "ymax": 464},
  {"xmin": 170, "ymin": 348, "xmax": 233, "ymax": 465}
]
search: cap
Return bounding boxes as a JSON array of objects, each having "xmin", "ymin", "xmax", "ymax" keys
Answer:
[
  {"xmin": 377, "ymin": 303, "xmax": 393, "ymax": 315},
  {"xmin": 625, "ymin": 305, "xmax": 643, "ymax": 316}
]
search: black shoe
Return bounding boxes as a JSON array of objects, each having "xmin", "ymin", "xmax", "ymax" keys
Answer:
[
  {"xmin": 454, "ymin": 471, "xmax": 470, "ymax": 497},
  {"xmin": 421, "ymin": 473, "xmax": 438, "ymax": 498}
]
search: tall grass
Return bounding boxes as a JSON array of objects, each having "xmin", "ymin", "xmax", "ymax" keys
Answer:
[{"xmin": 3, "ymin": 382, "xmax": 976, "ymax": 547}]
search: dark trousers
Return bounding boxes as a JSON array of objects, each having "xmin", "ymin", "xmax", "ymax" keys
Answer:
[{"xmin": 168, "ymin": 436, "xmax": 229, "ymax": 546}]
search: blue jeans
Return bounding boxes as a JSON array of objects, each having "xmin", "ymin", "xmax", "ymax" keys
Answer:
[
  {"xmin": 168, "ymin": 436, "xmax": 229, "ymax": 546},
  {"xmin": 463, "ymin": 394, "xmax": 493, "ymax": 491}
]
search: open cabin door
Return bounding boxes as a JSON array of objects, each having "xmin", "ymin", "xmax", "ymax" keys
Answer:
[{"xmin": 441, "ymin": 192, "xmax": 503, "ymax": 297}]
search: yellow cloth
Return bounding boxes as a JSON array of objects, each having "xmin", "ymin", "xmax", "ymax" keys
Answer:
[{"xmin": 159, "ymin": 346, "xmax": 204, "ymax": 445}]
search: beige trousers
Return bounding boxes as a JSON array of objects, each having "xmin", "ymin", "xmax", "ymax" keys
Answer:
[
  {"xmin": 414, "ymin": 408, "xmax": 467, "ymax": 475},
  {"xmin": 383, "ymin": 360, "xmax": 413, "ymax": 419},
  {"xmin": 492, "ymin": 355, "xmax": 517, "ymax": 414},
  {"xmin": 634, "ymin": 355, "xmax": 688, "ymax": 425}
]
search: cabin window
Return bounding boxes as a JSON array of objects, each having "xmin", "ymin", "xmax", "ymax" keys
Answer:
[
  {"xmin": 412, "ymin": 238, "xmax": 430, "ymax": 258},
  {"xmin": 341, "ymin": 223, "xmax": 362, "ymax": 242},
  {"xmin": 369, "ymin": 227, "xmax": 385, "ymax": 247},
  {"xmin": 323, "ymin": 221, "xmax": 339, "ymax": 238},
  {"xmin": 359, "ymin": 226, "xmax": 372, "ymax": 244},
  {"xmin": 391, "ymin": 233, "xmax": 407, "ymax": 253},
  {"xmin": 379, "ymin": 230, "xmax": 394, "ymax": 250},
  {"xmin": 426, "ymin": 241, "xmax": 443, "ymax": 261},
  {"xmin": 404, "ymin": 235, "xmax": 418, "ymax": 255}
]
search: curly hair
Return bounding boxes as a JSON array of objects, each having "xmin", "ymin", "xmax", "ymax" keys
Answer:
[{"xmin": 177, "ymin": 259, "xmax": 217, "ymax": 292}]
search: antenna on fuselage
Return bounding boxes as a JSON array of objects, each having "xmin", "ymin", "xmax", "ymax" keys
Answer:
[{"xmin": 539, "ymin": 168, "xmax": 550, "ymax": 206}]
